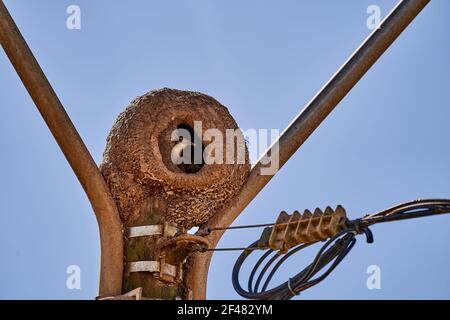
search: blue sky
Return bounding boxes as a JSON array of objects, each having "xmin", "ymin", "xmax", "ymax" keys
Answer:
[{"xmin": 1, "ymin": 0, "xmax": 449, "ymax": 299}]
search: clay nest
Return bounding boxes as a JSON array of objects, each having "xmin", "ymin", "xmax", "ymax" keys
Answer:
[{"xmin": 101, "ymin": 88, "xmax": 250, "ymax": 229}]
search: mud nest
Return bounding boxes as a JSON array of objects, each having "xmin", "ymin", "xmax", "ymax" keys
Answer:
[{"xmin": 101, "ymin": 88, "xmax": 250, "ymax": 229}]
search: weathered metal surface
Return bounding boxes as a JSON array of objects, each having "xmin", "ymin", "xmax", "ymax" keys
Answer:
[
  {"xmin": 122, "ymin": 197, "xmax": 210, "ymax": 299},
  {"xmin": 0, "ymin": 0, "xmax": 123, "ymax": 297},
  {"xmin": 186, "ymin": 0, "xmax": 431, "ymax": 299},
  {"xmin": 125, "ymin": 223, "xmax": 209, "ymax": 293},
  {"xmin": 122, "ymin": 196, "xmax": 185, "ymax": 299}
]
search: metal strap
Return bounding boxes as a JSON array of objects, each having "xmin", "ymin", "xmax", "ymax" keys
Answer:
[
  {"xmin": 128, "ymin": 225, "xmax": 163, "ymax": 238},
  {"xmin": 128, "ymin": 224, "xmax": 179, "ymax": 238},
  {"xmin": 128, "ymin": 261, "xmax": 177, "ymax": 278}
]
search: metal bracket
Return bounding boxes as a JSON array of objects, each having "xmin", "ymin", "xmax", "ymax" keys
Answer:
[
  {"xmin": 128, "ymin": 261, "xmax": 178, "ymax": 279},
  {"xmin": 126, "ymin": 223, "xmax": 208, "ymax": 284},
  {"xmin": 128, "ymin": 222, "xmax": 179, "ymax": 239}
]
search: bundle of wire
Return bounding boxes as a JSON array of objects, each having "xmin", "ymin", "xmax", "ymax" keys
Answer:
[{"xmin": 230, "ymin": 199, "xmax": 450, "ymax": 300}]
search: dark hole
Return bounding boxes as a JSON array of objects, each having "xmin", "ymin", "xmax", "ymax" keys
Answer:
[{"xmin": 175, "ymin": 124, "xmax": 204, "ymax": 174}]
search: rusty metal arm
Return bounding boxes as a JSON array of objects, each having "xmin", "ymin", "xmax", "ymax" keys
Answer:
[
  {"xmin": 186, "ymin": 0, "xmax": 430, "ymax": 299},
  {"xmin": 0, "ymin": 1, "xmax": 123, "ymax": 297}
]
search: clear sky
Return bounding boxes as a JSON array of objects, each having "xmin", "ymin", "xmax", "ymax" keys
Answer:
[{"xmin": 1, "ymin": 0, "xmax": 449, "ymax": 299}]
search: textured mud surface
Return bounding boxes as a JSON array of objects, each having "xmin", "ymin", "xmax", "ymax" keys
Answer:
[{"xmin": 101, "ymin": 88, "xmax": 250, "ymax": 229}]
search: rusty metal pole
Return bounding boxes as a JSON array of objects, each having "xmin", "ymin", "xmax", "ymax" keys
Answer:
[
  {"xmin": 186, "ymin": 0, "xmax": 430, "ymax": 299},
  {"xmin": 0, "ymin": 1, "xmax": 123, "ymax": 297}
]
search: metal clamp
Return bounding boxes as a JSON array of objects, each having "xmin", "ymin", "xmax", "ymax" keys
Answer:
[
  {"xmin": 128, "ymin": 222, "xmax": 179, "ymax": 238},
  {"xmin": 127, "ymin": 261, "xmax": 178, "ymax": 279},
  {"xmin": 126, "ymin": 223, "xmax": 209, "ymax": 284}
]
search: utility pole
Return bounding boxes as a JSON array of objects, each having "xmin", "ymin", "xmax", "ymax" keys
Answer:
[{"xmin": 0, "ymin": 0, "xmax": 430, "ymax": 299}]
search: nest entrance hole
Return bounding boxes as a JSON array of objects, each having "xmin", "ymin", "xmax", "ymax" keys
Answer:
[{"xmin": 176, "ymin": 124, "xmax": 205, "ymax": 174}]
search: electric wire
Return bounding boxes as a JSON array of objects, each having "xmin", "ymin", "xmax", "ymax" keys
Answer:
[{"xmin": 202, "ymin": 199, "xmax": 450, "ymax": 300}]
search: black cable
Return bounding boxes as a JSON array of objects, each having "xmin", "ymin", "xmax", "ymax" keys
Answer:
[
  {"xmin": 261, "ymin": 243, "xmax": 311, "ymax": 292},
  {"xmin": 229, "ymin": 199, "xmax": 450, "ymax": 300},
  {"xmin": 248, "ymin": 249, "xmax": 273, "ymax": 293},
  {"xmin": 253, "ymin": 252, "xmax": 281, "ymax": 293},
  {"xmin": 232, "ymin": 229, "xmax": 362, "ymax": 300}
]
